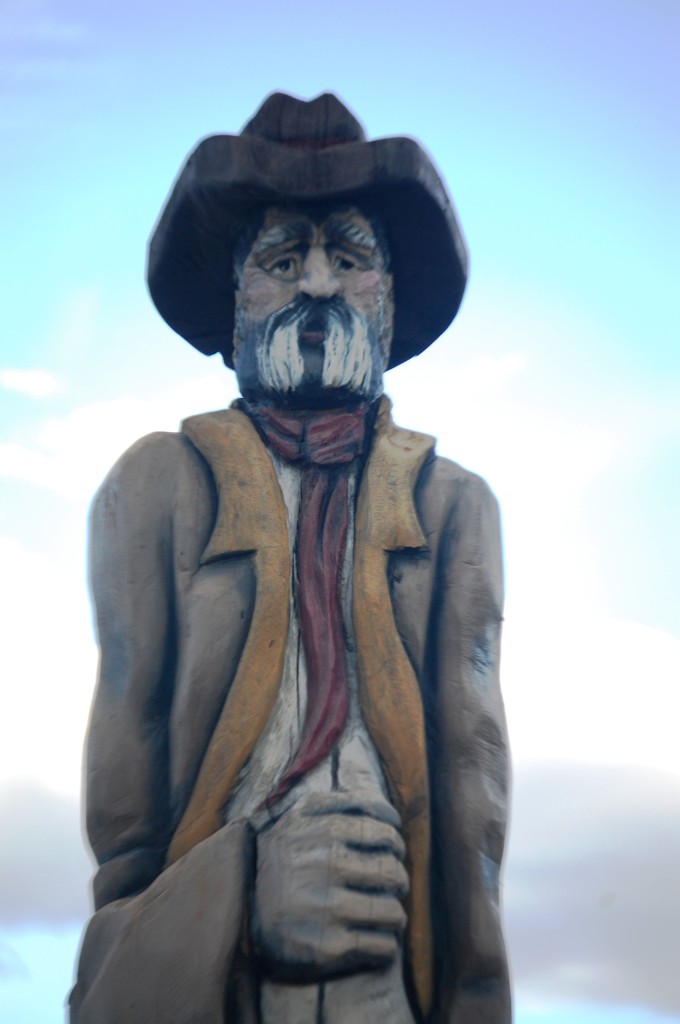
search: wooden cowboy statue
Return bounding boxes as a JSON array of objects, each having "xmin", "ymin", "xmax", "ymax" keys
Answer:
[{"xmin": 70, "ymin": 93, "xmax": 511, "ymax": 1024}]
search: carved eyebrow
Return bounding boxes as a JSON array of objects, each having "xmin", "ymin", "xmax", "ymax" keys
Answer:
[
  {"xmin": 323, "ymin": 217, "xmax": 377, "ymax": 251},
  {"xmin": 252, "ymin": 220, "xmax": 313, "ymax": 256}
]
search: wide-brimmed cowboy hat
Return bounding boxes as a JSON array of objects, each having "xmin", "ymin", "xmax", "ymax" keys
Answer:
[{"xmin": 147, "ymin": 92, "xmax": 468, "ymax": 370}]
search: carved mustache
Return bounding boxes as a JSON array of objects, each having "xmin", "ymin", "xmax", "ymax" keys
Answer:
[{"xmin": 266, "ymin": 297, "xmax": 356, "ymax": 344}]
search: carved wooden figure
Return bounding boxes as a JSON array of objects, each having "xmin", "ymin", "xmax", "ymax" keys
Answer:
[{"xmin": 71, "ymin": 93, "xmax": 511, "ymax": 1024}]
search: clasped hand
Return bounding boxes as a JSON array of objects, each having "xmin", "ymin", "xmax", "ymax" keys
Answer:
[{"xmin": 251, "ymin": 791, "xmax": 409, "ymax": 981}]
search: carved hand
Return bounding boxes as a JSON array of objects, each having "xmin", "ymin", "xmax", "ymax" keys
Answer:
[{"xmin": 251, "ymin": 790, "xmax": 409, "ymax": 981}]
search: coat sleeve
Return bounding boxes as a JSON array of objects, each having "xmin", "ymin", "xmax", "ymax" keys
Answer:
[
  {"xmin": 85, "ymin": 432, "xmax": 177, "ymax": 907},
  {"xmin": 429, "ymin": 468, "xmax": 511, "ymax": 1024},
  {"xmin": 71, "ymin": 433, "xmax": 252, "ymax": 1024},
  {"xmin": 70, "ymin": 821, "xmax": 253, "ymax": 1024}
]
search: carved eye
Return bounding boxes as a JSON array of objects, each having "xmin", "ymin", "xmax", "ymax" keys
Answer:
[
  {"xmin": 266, "ymin": 254, "xmax": 300, "ymax": 280},
  {"xmin": 333, "ymin": 253, "xmax": 357, "ymax": 272}
]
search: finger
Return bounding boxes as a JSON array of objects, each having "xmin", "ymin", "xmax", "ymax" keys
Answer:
[
  {"xmin": 305, "ymin": 813, "xmax": 406, "ymax": 860},
  {"xmin": 349, "ymin": 928, "xmax": 400, "ymax": 968},
  {"xmin": 317, "ymin": 924, "xmax": 400, "ymax": 972},
  {"xmin": 295, "ymin": 790, "xmax": 402, "ymax": 830},
  {"xmin": 344, "ymin": 815, "xmax": 407, "ymax": 860},
  {"xmin": 335, "ymin": 851, "xmax": 410, "ymax": 897},
  {"xmin": 334, "ymin": 890, "xmax": 407, "ymax": 935}
]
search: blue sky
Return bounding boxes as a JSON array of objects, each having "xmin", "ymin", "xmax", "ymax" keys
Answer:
[{"xmin": 1, "ymin": 1, "xmax": 678, "ymax": 1021}]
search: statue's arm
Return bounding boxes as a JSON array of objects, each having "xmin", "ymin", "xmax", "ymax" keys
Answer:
[
  {"xmin": 431, "ymin": 469, "xmax": 511, "ymax": 1024},
  {"xmin": 85, "ymin": 433, "xmax": 177, "ymax": 907},
  {"xmin": 71, "ymin": 434, "xmax": 252, "ymax": 1023}
]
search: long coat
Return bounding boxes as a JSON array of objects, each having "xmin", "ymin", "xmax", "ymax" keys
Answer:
[{"xmin": 70, "ymin": 398, "xmax": 511, "ymax": 1024}]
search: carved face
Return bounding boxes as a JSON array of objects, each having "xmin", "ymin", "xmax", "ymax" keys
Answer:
[{"xmin": 232, "ymin": 206, "xmax": 393, "ymax": 407}]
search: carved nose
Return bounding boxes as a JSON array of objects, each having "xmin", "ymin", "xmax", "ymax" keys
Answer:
[{"xmin": 300, "ymin": 248, "xmax": 340, "ymax": 299}]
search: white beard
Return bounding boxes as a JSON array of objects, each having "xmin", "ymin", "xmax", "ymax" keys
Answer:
[
  {"xmin": 321, "ymin": 317, "xmax": 375, "ymax": 395},
  {"xmin": 256, "ymin": 323, "xmax": 305, "ymax": 394},
  {"xmin": 254, "ymin": 306, "xmax": 382, "ymax": 400}
]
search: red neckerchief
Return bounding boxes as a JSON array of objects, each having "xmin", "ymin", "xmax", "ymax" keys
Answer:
[{"xmin": 247, "ymin": 402, "xmax": 369, "ymax": 805}]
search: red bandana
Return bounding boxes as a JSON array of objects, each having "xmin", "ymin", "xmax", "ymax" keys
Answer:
[{"xmin": 247, "ymin": 403, "xmax": 369, "ymax": 805}]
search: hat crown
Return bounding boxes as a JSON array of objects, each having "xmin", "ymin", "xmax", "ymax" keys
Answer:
[{"xmin": 241, "ymin": 92, "xmax": 366, "ymax": 149}]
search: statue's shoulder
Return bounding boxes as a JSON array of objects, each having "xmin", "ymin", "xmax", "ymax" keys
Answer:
[
  {"xmin": 430, "ymin": 450, "xmax": 496, "ymax": 490},
  {"xmin": 414, "ymin": 446, "xmax": 500, "ymax": 522},
  {"xmin": 97, "ymin": 429, "xmax": 197, "ymax": 490},
  {"xmin": 91, "ymin": 428, "xmax": 214, "ymax": 536},
  {"xmin": 96, "ymin": 406, "xmax": 250, "ymax": 493}
]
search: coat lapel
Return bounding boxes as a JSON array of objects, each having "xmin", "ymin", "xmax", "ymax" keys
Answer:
[
  {"xmin": 167, "ymin": 408, "xmax": 290, "ymax": 864},
  {"xmin": 354, "ymin": 397, "xmax": 435, "ymax": 1016}
]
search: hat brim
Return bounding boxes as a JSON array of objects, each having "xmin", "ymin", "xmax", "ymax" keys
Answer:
[{"xmin": 147, "ymin": 134, "xmax": 468, "ymax": 370}]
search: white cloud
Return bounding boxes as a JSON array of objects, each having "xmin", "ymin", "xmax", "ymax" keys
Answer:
[
  {"xmin": 0, "ymin": 535, "xmax": 94, "ymax": 797},
  {"xmin": 503, "ymin": 616, "xmax": 680, "ymax": 778},
  {"xmin": 0, "ymin": 373, "xmax": 238, "ymax": 502},
  {"xmin": 506, "ymin": 760, "xmax": 680, "ymax": 1017},
  {"xmin": 0, "ymin": 369, "xmax": 60, "ymax": 398},
  {"xmin": 0, "ymin": 783, "xmax": 90, "ymax": 927},
  {"xmin": 50, "ymin": 287, "xmax": 100, "ymax": 361}
]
